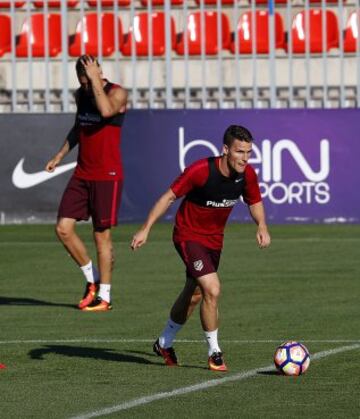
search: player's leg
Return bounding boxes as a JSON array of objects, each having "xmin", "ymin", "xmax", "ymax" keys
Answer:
[
  {"xmin": 93, "ymin": 228, "xmax": 114, "ymax": 286},
  {"xmin": 170, "ymin": 277, "xmax": 202, "ymax": 324},
  {"xmin": 153, "ymin": 277, "xmax": 200, "ymax": 366},
  {"xmin": 196, "ymin": 272, "xmax": 221, "ymax": 332},
  {"xmin": 56, "ymin": 176, "xmax": 101, "ymax": 309},
  {"xmin": 83, "ymin": 228, "xmax": 114, "ymax": 312},
  {"xmin": 56, "ymin": 218, "xmax": 99, "ymax": 309},
  {"xmin": 158, "ymin": 277, "xmax": 202, "ymax": 347},
  {"xmin": 83, "ymin": 180, "xmax": 121, "ymax": 311},
  {"xmin": 55, "ymin": 217, "xmax": 90, "ymax": 266},
  {"xmin": 196, "ymin": 272, "xmax": 227, "ymax": 371}
]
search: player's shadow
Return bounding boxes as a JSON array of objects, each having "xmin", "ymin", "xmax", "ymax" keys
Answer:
[
  {"xmin": 28, "ymin": 345, "xmax": 161, "ymax": 366},
  {"xmin": 127, "ymin": 349, "xmax": 208, "ymax": 370},
  {"xmin": 0, "ymin": 296, "xmax": 75, "ymax": 309}
]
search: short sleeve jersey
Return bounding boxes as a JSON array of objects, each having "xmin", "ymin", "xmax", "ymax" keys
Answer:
[
  {"xmin": 73, "ymin": 81, "xmax": 126, "ymax": 181},
  {"xmin": 171, "ymin": 157, "xmax": 262, "ymax": 250}
]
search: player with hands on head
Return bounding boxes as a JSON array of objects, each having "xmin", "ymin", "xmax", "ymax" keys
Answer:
[{"xmin": 46, "ymin": 55, "xmax": 127, "ymax": 312}]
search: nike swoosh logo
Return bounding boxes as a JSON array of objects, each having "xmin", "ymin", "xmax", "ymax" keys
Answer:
[{"xmin": 12, "ymin": 158, "xmax": 76, "ymax": 189}]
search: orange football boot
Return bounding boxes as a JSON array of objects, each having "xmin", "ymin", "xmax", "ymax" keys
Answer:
[
  {"xmin": 78, "ymin": 282, "xmax": 99, "ymax": 309},
  {"xmin": 153, "ymin": 338, "xmax": 178, "ymax": 366},
  {"xmin": 208, "ymin": 352, "xmax": 228, "ymax": 372},
  {"xmin": 82, "ymin": 296, "xmax": 112, "ymax": 312}
]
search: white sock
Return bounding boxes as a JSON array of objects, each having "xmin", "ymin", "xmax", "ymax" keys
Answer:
[
  {"xmin": 80, "ymin": 260, "xmax": 99, "ymax": 284},
  {"xmin": 98, "ymin": 284, "xmax": 111, "ymax": 303},
  {"xmin": 204, "ymin": 329, "xmax": 221, "ymax": 356},
  {"xmin": 159, "ymin": 318, "xmax": 183, "ymax": 348}
]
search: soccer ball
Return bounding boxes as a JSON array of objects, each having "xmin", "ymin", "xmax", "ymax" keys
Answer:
[{"xmin": 274, "ymin": 341, "xmax": 310, "ymax": 376}]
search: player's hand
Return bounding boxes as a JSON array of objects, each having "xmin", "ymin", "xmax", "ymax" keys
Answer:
[
  {"xmin": 256, "ymin": 225, "xmax": 271, "ymax": 249},
  {"xmin": 45, "ymin": 155, "xmax": 61, "ymax": 172},
  {"xmin": 81, "ymin": 55, "xmax": 101, "ymax": 81},
  {"xmin": 131, "ymin": 229, "xmax": 149, "ymax": 251}
]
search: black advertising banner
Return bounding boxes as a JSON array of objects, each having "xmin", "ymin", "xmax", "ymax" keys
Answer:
[{"xmin": 0, "ymin": 114, "xmax": 75, "ymax": 223}]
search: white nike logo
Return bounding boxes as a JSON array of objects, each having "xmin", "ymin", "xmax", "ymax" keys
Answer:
[
  {"xmin": 235, "ymin": 178, "xmax": 243, "ymax": 183},
  {"xmin": 12, "ymin": 158, "xmax": 76, "ymax": 189}
]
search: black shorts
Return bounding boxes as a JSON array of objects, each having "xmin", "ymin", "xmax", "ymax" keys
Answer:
[
  {"xmin": 174, "ymin": 241, "xmax": 221, "ymax": 279},
  {"xmin": 58, "ymin": 176, "xmax": 122, "ymax": 230}
]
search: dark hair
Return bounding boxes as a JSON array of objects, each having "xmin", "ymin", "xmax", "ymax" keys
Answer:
[
  {"xmin": 223, "ymin": 125, "xmax": 254, "ymax": 147},
  {"xmin": 75, "ymin": 55, "xmax": 99, "ymax": 77}
]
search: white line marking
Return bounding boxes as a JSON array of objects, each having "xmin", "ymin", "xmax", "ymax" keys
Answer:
[
  {"xmin": 70, "ymin": 343, "xmax": 360, "ymax": 419},
  {"xmin": 0, "ymin": 338, "xmax": 359, "ymax": 345},
  {"xmin": 0, "ymin": 238, "xmax": 359, "ymax": 246}
]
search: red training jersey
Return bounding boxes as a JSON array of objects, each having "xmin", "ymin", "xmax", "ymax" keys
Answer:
[
  {"xmin": 171, "ymin": 157, "xmax": 262, "ymax": 250},
  {"xmin": 73, "ymin": 81, "xmax": 125, "ymax": 181}
]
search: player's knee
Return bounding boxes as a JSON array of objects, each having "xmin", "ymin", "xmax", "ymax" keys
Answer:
[
  {"xmin": 94, "ymin": 231, "xmax": 111, "ymax": 248},
  {"xmin": 191, "ymin": 292, "xmax": 202, "ymax": 306},
  {"xmin": 55, "ymin": 222, "xmax": 72, "ymax": 241},
  {"xmin": 203, "ymin": 286, "xmax": 221, "ymax": 303}
]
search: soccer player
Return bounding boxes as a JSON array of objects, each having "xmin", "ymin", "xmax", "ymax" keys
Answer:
[
  {"xmin": 131, "ymin": 125, "xmax": 271, "ymax": 371},
  {"xmin": 45, "ymin": 55, "xmax": 127, "ymax": 311}
]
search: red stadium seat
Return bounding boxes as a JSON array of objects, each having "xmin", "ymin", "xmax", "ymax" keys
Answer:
[
  {"xmin": 290, "ymin": 9, "xmax": 339, "ymax": 53},
  {"xmin": 176, "ymin": 12, "xmax": 231, "ymax": 55},
  {"xmin": 344, "ymin": 11, "xmax": 360, "ymax": 52},
  {"xmin": 16, "ymin": 14, "xmax": 62, "ymax": 57},
  {"xmin": 309, "ymin": 0, "xmax": 346, "ymax": 3},
  {"xmin": 87, "ymin": 0, "xmax": 130, "ymax": 6},
  {"xmin": 33, "ymin": 1, "xmax": 78, "ymax": 7},
  {"xmin": 252, "ymin": 0, "xmax": 287, "ymax": 3},
  {"xmin": 0, "ymin": 2, "xmax": 25, "ymax": 7},
  {"xmin": 69, "ymin": 13, "xmax": 123, "ymax": 57},
  {"xmin": 230, "ymin": 11, "xmax": 285, "ymax": 54},
  {"xmin": 0, "ymin": 15, "xmax": 11, "ymax": 56},
  {"xmin": 194, "ymin": 0, "xmax": 235, "ymax": 5},
  {"xmin": 141, "ymin": 0, "xmax": 183, "ymax": 6},
  {"xmin": 121, "ymin": 12, "xmax": 176, "ymax": 56}
]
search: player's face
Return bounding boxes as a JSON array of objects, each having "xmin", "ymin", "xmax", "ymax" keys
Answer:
[
  {"xmin": 78, "ymin": 75, "xmax": 92, "ymax": 94},
  {"xmin": 223, "ymin": 139, "xmax": 252, "ymax": 174}
]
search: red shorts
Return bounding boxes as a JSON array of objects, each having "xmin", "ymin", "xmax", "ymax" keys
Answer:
[
  {"xmin": 58, "ymin": 176, "xmax": 122, "ymax": 230},
  {"xmin": 174, "ymin": 241, "xmax": 221, "ymax": 279}
]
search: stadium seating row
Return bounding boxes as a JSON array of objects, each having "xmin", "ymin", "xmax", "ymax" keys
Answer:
[
  {"xmin": 0, "ymin": 10, "xmax": 358, "ymax": 57},
  {"xmin": 0, "ymin": 0, "xmax": 351, "ymax": 7}
]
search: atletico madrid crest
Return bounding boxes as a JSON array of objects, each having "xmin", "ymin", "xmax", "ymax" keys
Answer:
[{"xmin": 193, "ymin": 260, "xmax": 204, "ymax": 271}]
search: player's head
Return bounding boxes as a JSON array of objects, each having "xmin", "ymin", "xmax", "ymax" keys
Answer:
[
  {"xmin": 223, "ymin": 125, "xmax": 254, "ymax": 147},
  {"xmin": 76, "ymin": 55, "xmax": 100, "ymax": 91},
  {"xmin": 222, "ymin": 125, "xmax": 254, "ymax": 174}
]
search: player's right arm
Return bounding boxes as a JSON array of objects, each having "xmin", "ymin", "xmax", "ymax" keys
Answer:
[
  {"xmin": 45, "ymin": 122, "xmax": 79, "ymax": 172},
  {"xmin": 131, "ymin": 189, "xmax": 177, "ymax": 250},
  {"xmin": 45, "ymin": 140, "xmax": 70, "ymax": 173},
  {"xmin": 131, "ymin": 159, "xmax": 208, "ymax": 250}
]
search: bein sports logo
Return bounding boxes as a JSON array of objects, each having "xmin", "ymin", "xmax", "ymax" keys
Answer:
[{"xmin": 178, "ymin": 127, "xmax": 330, "ymax": 205}]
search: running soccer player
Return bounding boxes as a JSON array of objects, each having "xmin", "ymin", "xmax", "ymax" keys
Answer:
[
  {"xmin": 131, "ymin": 125, "xmax": 271, "ymax": 371},
  {"xmin": 45, "ymin": 55, "xmax": 127, "ymax": 311}
]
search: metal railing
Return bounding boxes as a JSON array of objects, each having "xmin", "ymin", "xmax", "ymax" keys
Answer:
[{"xmin": 0, "ymin": 0, "xmax": 359, "ymax": 111}]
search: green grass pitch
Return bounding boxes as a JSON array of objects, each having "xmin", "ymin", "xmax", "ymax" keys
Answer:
[{"xmin": 0, "ymin": 223, "xmax": 359, "ymax": 418}]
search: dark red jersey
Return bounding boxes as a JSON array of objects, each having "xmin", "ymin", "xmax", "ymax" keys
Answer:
[
  {"xmin": 73, "ymin": 81, "xmax": 125, "ymax": 181},
  {"xmin": 171, "ymin": 157, "xmax": 262, "ymax": 250}
]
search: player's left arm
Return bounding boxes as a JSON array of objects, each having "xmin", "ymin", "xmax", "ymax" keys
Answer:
[
  {"xmin": 243, "ymin": 165, "xmax": 271, "ymax": 249},
  {"xmin": 81, "ymin": 56, "xmax": 127, "ymax": 117},
  {"xmin": 94, "ymin": 84, "xmax": 127, "ymax": 118},
  {"xmin": 92, "ymin": 82, "xmax": 127, "ymax": 118},
  {"xmin": 249, "ymin": 201, "xmax": 271, "ymax": 249}
]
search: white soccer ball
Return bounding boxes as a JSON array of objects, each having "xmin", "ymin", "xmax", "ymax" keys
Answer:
[{"xmin": 274, "ymin": 341, "xmax": 310, "ymax": 376}]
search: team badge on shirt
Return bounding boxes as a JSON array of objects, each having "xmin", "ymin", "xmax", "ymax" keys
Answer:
[{"xmin": 194, "ymin": 260, "xmax": 204, "ymax": 271}]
